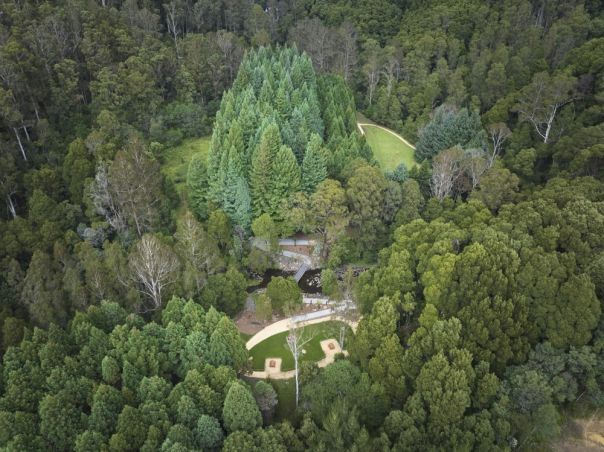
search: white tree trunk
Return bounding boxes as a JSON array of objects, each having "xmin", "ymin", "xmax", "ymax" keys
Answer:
[
  {"xmin": 367, "ymin": 71, "xmax": 379, "ymax": 105},
  {"xmin": 13, "ymin": 128, "xmax": 27, "ymax": 161},
  {"xmin": 6, "ymin": 194, "xmax": 16, "ymax": 219},
  {"xmin": 21, "ymin": 124, "xmax": 30, "ymax": 141},
  {"xmin": 293, "ymin": 340, "xmax": 299, "ymax": 407},
  {"xmin": 165, "ymin": 3, "xmax": 181, "ymax": 57},
  {"xmin": 339, "ymin": 325, "xmax": 346, "ymax": 350},
  {"xmin": 287, "ymin": 321, "xmax": 314, "ymax": 408},
  {"xmin": 487, "ymin": 123, "xmax": 511, "ymax": 167},
  {"xmin": 543, "ymin": 107, "xmax": 557, "ymax": 144},
  {"xmin": 129, "ymin": 234, "xmax": 179, "ymax": 312}
]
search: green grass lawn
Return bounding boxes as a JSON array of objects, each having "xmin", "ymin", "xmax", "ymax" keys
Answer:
[
  {"xmin": 360, "ymin": 124, "xmax": 417, "ymax": 172},
  {"xmin": 356, "ymin": 111, "xmax": 375, "ymax": 125},
  {"xmin": 249, "ymin": 321, "xmax": 350, "ymax": 371},
  {"xmin": 161, "ymin": 136, "xmax": 211, "ymax": 198}
]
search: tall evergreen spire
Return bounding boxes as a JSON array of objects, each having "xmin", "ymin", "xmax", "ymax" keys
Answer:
[{"xmin": 301, "ymin": 134, "xmax": 327, "ymax": 194}]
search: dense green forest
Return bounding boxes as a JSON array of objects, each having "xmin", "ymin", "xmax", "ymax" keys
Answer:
[{"xmin": 0, "ymin": 0, "xmax": 603, "ymax": 450}]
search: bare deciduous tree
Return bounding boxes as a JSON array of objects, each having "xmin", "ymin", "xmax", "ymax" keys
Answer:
[
  {"xmin": 289, "ymin": 18, "xmax": 335, "ymax": 73},
  {"xmin": 515, "ymin": 72, "xmax": 577, "ymax": 144},
  {"xmin": 337, "ymin": 22, "xmax": 357, "ymax": 81},
  {"xmin": 487, "ymin": 123, "xmax": 512, "ymax": 167},
  {"xmin": 122, "ymin": 0, "xmax": 162, "ymax": 36},
  {"xmin": 129, "ymin": 234, "xmax": 180, "ymax": 312},
  {"xmin": 164, "ymin": 1, "xmax": 184, "ymax": 56},
  {"xmin": 90, "ymin": 164, "xmax": 127, "ymax": 233},
  {"xmin": 465, "ymin": 149, "xmax": 489, "ymax": 189},
  {"xmin": 215, "ymin": 30, "xmax": 243, "ymax": 84},
  {"xmin": 362, "ymin": 39, "xmax": 383, "ymax": 106},
  {"xmin": 430, "ymin": 146, "xmax": 465, "ymax": 201},
  {"xmin": 332, "ymin": 266, "xmax": 358, "ymax": 350},
  {"xmin": 91, "ymin": 135, "xmax": 162, "ymax": 237},
  {"xmin": 286, "ymin": 319, "xmax": 315, "ymax": 408},
  {"xmin": 381, "ymin": 45, "xmax": 402, "ymax": 97},
  {"xmin": 175, "ymin": 212, "xmax": 224, "ymax": 294}
]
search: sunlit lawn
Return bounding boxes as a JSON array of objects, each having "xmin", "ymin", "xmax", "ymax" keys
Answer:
[
  {"xmin": 361, "ymin": 124, "xmax": 416, "ymax": 172},
  {"xmin": 161, "ymin": 136, "xmax": 211, "ymax": 199},
  {"xmin": 249, "ymin": 321, "xmax": 350, "ymax": 371}
]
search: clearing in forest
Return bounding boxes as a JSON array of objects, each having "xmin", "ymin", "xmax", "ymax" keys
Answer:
[
  {"xmin": 248, "ymin": 321, "xmax": 350, "ymax": 371},
  {"xmin": 358, "ymin": 121, "xmax": 417, "ymax": 172},
  {"xmin": 161, "ymin": 136, "xmax": 210, "ymax": 203}
]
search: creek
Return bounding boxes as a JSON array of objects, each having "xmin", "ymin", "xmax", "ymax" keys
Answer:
[{"xmin": 247, "ymin": 268, "xmax": 322, "ymax": 294}]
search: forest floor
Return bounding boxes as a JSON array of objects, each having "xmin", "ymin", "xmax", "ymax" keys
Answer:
[
  {"xmin": 235, "ymin": 303, "xmax": 320, "ymax": 335},
  {"xmin": 552, "ymin": 410, "xmax": 604, "ymax": 451}
]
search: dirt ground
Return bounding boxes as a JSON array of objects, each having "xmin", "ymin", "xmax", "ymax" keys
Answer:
[
  {"xmin": 552, "ymin": 415, "xmax": 604, "ymax": 451},
  {"xmin": 280, "ymin": 244, "xmax": 313, "ymax": 255},
  {"xmin": 235, "ymin": 303, "xmax": 325, "ymax": 335},
  {"xmin": 235, "ymin": 310, "xmax": 266, "ymax": 335}
]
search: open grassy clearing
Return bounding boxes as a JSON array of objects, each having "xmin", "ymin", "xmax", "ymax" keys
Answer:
[
  {"xmin": 248, "ymin": 321, "xmax": 350, "ymax": 371},
  {"xmin": 361, "ymin": 124, "xmax": 417, "ymax": 172},
  {"xmin": 356, "ymin": 111, "xmax": 376, "ymax": 125},
  {"xmin": 161, "ymin": 136, "xmax": 210, "ymax": 198}
]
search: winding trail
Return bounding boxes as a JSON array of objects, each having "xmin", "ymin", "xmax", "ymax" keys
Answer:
[
  {"xmin": 357, "ymin": 122, "xmax": 416, "ymax": 150},
  {"xmin": 245, "ymin": 307, "xmax": 357, "ymax": 350},
  {"xmin": 245, "ymin": 308, "xmax": 358, "ymax": 379},
  {"xmin": 246, "ymin": 237, "xmax": 358, "ymax": 379}
]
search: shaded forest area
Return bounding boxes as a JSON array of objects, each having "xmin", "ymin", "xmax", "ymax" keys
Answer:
[{"xmin": 0, "ymin": 0, "xmax": 603, "ymax": 451}]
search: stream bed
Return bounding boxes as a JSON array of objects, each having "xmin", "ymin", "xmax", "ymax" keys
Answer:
[{"xmin": 247, "ymin": 268, "xmax": 322, "ymax": 294}]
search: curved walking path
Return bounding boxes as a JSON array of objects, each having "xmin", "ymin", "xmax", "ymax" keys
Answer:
[
  {"xmin": 357, "ymin": 122, "xmax": 416, "ymax": 150},
  {"xmin": 245, "ymin": 307, "xmax": 357, "ymax": 350},
  {"xmin": 246, "ymin": 309, "xmax": 358, "ymax": 379}
]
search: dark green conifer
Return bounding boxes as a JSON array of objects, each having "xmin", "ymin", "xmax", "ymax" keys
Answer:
[{"xmin": 301, "ymin": 134, "xmax": 327, "ymax": 193}]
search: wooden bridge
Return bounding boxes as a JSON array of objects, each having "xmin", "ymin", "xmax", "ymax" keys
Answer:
[{"xmin": 293, "ymin": 263, "xmax": 310, "ymax": 282}]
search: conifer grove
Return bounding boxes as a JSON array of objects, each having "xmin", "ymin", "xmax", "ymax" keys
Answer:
[{"xmin": 199, "ymin": 47, "xmax": 370, "ymax": 228}]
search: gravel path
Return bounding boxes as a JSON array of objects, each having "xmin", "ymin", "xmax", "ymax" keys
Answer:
[
  {"xmin": 357, "ymin": 122, "xmax": 416, "ymax": 150},
  {"xmin": 249, "ymin": 339, "xmax": 348, "ymax": 379},
  {"xmin": 245, "ymin": 308, "xmax": 354, "ymax": 349}
]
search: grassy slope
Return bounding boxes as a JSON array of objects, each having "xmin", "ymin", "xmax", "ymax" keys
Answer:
[
  {"xmin": 161, "ymin": 136, "xmax": 211, "ymax": 199},
  {"xmin": 361, "ymin": 124, "xmax": 416, "ymax": 171},
  {"xmin": 356, "ymin": 111, "xmax": 375, "ymax": 125},
  {"xmin": 249, "ymin": 321, "xmax": 350, "ymax": 371}
]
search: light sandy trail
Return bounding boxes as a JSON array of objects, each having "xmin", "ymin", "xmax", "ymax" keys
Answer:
[
  {"xmin": 245, "ymin": 311, "xmax": 358, "ymax": 379},
  {"xmin": 245, "ymin": 309, "xmax": 357, "ymax": 350},
  {"xmin": 248, "ymin": 339, "xmax": 348, "ymax": 379},
  {"xmin": 357, "ymin": 122, "xmax": 416, "ymax": 150}
]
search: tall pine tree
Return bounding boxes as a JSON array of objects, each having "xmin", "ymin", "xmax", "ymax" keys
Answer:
[
  {"xmin": 270, "ymin": 144, "xmax": 301, "ymax": 219},
  {"xmin": 250, "ymin": 123, "xmax": 281, "ymax": 216},
  {"xmin": 301, "ymin": 134, "xmax": 327, "ymax": 193},
  {"xmin": 187, "ymin": 153, "xmax": 209, "ymax": 220}
]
